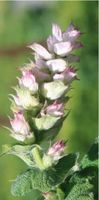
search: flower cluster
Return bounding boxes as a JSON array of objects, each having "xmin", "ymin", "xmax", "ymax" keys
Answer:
[{"xmin": 9, "ymin": 23, "xmax": 82, "ymax": 164}]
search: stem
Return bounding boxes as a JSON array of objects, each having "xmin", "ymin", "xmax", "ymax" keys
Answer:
[{"xmin": 31, "ymin": 147, "xmax": 45, "ymax": 170}]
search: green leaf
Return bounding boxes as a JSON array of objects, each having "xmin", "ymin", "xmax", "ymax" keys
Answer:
[
  {"xmin": 65, "ymin": 182, "xmax": 94, "ymax": 200},
  {"xmin": 49, "ymin": 154, "xmax": 77, "ymax": 188},
  {"xmin": 42, "ymin": 80, "xmax": 69, "ymax": 100},
  {"xmin": 24, "ymin": 190, "xmax": 43, "ymax": 200},
  {"xmin": 33, "ymin": 115, "xmax": 60, "ymax": 130},
  {"xmin": 64, "ymin": 173, "xmax": 94, "ymax": 200},
  {"xmin": 11, "ymin": 154, "xmax": 77, "ymax": 196},
  {"xmin": 81, "ymin": 139, "xmax": 98, "ymax": 169},
  {"xmin": 1, "ymin": 144, "xmax": 40, "ymax": 167},
  {"xmin": 63, "ymin": 165, "xmax": 98, "ymax": 200},
  {"xmin": 11, "ymin": 172, "xmax": 43, "ymax": 199},
  {"xmin": 11, "ymin": 170, "xmax": 32, "ymax": 197}
]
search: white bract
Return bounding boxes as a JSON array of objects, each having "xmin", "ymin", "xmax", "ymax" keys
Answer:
[
  {"xmin": 12, "ymin": 87, "xmax": 39, "ymax": 110},
  {"xmin": 42, "ymin": 81, "xmax": 69, "ymax": 100},
  {"xmin": 54, "ymin": 42, "xmax": 73, "ymax": 56},
  {"xmin": 33, "ymin": 115, "xmax": 60, "ymax": 130},
  {"xmin": 46, "ymin": 59, "xmax": 68, "ymax": 73},
  {"xmin": 29, "ymin": 43, "xmax": 53, "ymax": 60}
]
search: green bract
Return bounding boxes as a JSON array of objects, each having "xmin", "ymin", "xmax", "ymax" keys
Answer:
[{"xmin": 33, "ymin": 115, "xmax": 60, "ymax": 130}]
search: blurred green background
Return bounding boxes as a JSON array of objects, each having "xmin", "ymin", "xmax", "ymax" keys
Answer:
[{"xmin": 0, "ymin": 1, "xmax": 98, "ymax": 200}]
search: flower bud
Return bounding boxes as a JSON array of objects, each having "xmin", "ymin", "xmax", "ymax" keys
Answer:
[
  {"xmin": 19, "ymin": 69, "xmax": 38, "ymax": 92},
  {"xmin": 53, "ymin": 67, "xmax": 77, "ymax": 84},
  {"xmin": 47, "ymin": 140, "xmax": 65, "ymax": 160},
  {"xmin": 52, "ymin": 23, "xmax": 62, "ymax": 42},
  {"xmin": 47, "ymin": 23, "xmax": 82, "ymax": 56},
  {"xmin": 47, "ymin": 23, "xmax": 63, "ymax": 53},
  {"xmin": 12, "ymin": 87, "xmax": 39, "ymax": 110},
  {"xmin": 47, "ymin": 35, "xmax": 54, "ymax": 53},
  {"xmin": 41, "ymin": 101, "xmax": 64, "ymax": 117},
  {"xmin": 28, "ymin": 43, "xmax": 53, "ymax": 60},
  {"xmin": 10, "ymin": 112, "xmax": 32, "ymax": 141},
  {"xmin": 43, "ymin": 140, "xmax": 65, "ymax": 168},
  {"xmin": 63, "ymin": 23, "xmax": 81, "ymax": 42}
]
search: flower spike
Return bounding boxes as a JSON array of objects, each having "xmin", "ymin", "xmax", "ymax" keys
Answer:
[{"xmin": 4, "ymin": 23, "xmax": 85, "ymax": 199}]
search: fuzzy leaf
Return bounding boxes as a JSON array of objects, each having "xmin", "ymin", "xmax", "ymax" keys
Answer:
[
  {"xmin": 1, "ymin": 144, "xmax": 39, "ymax": 167},
  {"xmin": 65, "ymin": 181, "xmax": 94, "ymax": 200},
  {"xmin": 24, "ymin": 190, "xmax": 43, "ymax": 200},
  {"xmin": 11, "ymin": 154, "xmax": 77, "ymax": 196},
  {"xmin": 81, "ymin": 139, "xmax": 98, "ymax": 169},
  {"xmin": 11, "ymin": 170, "xmax": 32, "ymax": 196},
  {"xmin": 64, "ymin": 173, "xmax": 94, "ymax": 200},
  {"xmin": 63, "ymin": 166, "xmax": 98, "ymax": 200},
  {"xmin": 33, "ymin": 115, "xmax": 60, "ymax": 130}
]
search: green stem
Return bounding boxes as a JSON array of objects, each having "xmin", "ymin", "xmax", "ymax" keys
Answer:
[{"xmin": 31, "ymin": 147, "xmax": 45, "ymax": 170}]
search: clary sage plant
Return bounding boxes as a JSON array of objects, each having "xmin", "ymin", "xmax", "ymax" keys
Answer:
[{"xmin": 2, "ymin": 23, "xmax": 98, "ymax": 200}]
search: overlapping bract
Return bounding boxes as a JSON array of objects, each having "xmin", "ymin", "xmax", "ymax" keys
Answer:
[
  {"xmin": 4, "ymin": 22, "xmax": 98, "ymax": 200},
  {"xmin": 9, "ymin": 23, "xmax": 82, "ymax": 159},
  {"xmin": 3, "ymin": 23, "xmax": 88, "ymax": 200}
]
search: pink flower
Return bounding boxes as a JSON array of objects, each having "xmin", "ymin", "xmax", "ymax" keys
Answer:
[
  {"xmin": 43, "ymin": 140, "xmax": 66, "ymax": 168},
  {"xmin": 53, "ymin": 66, "xmax": 77, "ymax": 84},
  {"xmin": 47, "ymin": 140, "xmax": 65, "ymax": 160},
  {"xmin": 19, "ymin": 69, "xmax": 38, "ymax": 92},
  {"xmin": 41, "ymin": 101, "xmax": 64, "ymax": 117},
  {"xmin": 10, "ymin": 112, "xmax": 31, "ymax": 141},
  {"xmin": 63, "ymin": 23, "xmax": 81, "ymax": 42},
  {"xmin": 47, "ymin": 23, "xmax": 82, "ymax": 56}
]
